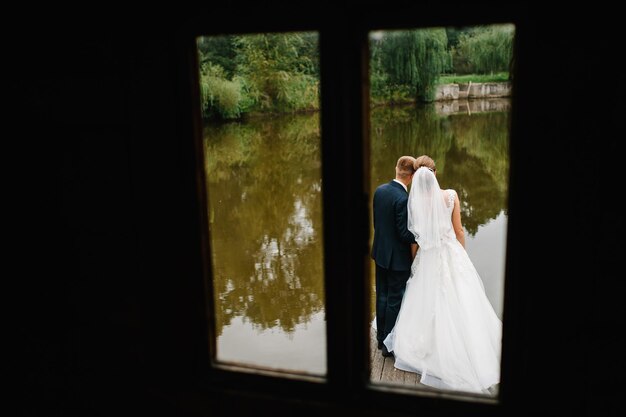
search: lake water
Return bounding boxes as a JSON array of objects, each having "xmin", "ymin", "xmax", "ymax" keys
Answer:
[{"xmin": 203, "ymin": 98, "xmax": 510, "ymax": 376}]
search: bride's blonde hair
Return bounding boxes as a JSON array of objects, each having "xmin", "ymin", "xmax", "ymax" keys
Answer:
[{"xmin": 414, "ymin": 155, "xmax": 436, "ymax": 172}]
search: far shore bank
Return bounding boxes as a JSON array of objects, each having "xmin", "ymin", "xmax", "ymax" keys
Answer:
[
  {"xmin": 435, "ymin": 81, "xmax": 511, "ymax": 101},
  {"xmin": 203, "ymin": 82, "xmax": 512, "ymax": 122}
]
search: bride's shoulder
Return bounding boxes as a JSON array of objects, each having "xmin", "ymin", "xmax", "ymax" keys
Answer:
[{"xmin": 443, "ymin": 189, "xmax": 457, "ymax": 204}]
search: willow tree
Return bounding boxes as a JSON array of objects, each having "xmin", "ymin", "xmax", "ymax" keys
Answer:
[
  {"xmin": 234, "ymin": 33, "xmax": 319, "ymax": 112},
  {"xmin": 379, "ymin": 28, "xmax": 449, "ymax": 102},
  {"xmin": 197, "ymin": 35, "xmax": 238, "ymax": 78},
  {"xmin": 455, "ymin": 24, "xmax": 515, "ymax": 75}
]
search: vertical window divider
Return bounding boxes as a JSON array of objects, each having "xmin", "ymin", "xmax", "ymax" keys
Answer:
[
  {"xmin": 319, "ymin": 26, "xmax": 371, "ymax": 400},
  {"xmin": 186, "ymin": 29, "xmax": 219, "ymax": 374}
]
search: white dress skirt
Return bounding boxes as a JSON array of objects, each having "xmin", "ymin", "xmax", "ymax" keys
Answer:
[{"xmin": 384, "ymin": 193, "xmax": 502, "ymax": 394}]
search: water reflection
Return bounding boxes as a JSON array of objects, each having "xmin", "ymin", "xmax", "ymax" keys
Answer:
[
  {"xmin": 217, "ymin": 312, "xmax": 326, "ymax": 374},
  {"xmin": 204, "ymin": 98, "xmax": 510, "ymax": 374},
  {"xmin": 465, "ymin": 211, "xmax": 507, "ymax": 318},
  {"xmin": 370, "ymin": 99, "xmax": 510, "ymax": 318},
  {"xmin": 204, "ymin": 114, "xmax": 326, "ymax": 374}
]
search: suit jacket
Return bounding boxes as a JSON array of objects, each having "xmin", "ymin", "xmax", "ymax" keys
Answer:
[{"xmin": 371, "ymin": 180, "xmax": 415, "ymax": 271}]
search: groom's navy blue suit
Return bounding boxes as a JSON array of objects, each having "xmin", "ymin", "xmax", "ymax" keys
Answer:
[{"xmin": 371, "ymin": 180, "xmax": 415, "ymax": 348}]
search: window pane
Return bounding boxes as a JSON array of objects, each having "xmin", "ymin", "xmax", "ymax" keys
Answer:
[
  {"xmin": 368, "ymin": 24, "xmax": 514, "ymax": 398},
  {"xmin": 197, "ymin": 32, "xmax": 325, "ymax": 376}
]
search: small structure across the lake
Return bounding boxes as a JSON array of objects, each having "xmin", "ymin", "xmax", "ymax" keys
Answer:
[{"xmin": 435, "ymin": 82, "xmax": 512, "ymax": 101}]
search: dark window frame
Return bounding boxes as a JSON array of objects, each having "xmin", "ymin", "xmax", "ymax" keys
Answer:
[{"xmin": 183, "ymin": 4, "xmax": 525, "ymax": 415}]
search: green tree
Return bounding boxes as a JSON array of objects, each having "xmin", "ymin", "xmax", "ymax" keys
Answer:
[
  {"xmin": 197, "ymin": 35, "xmax": 238, "ymax": 78},
  {"xmin": 377, "ymin": 29, "xmax": 449, "ymax": 102},
  {"xmin": 455, "ymin": 24, "xmax": 515, "ymax": 75},
  {"xmin": 234, "ymin": 33, "xmax": 319, "ymax": 112},
  {"xmin": 296, "ymin": 32, "xmax": 320, "ymax": 77},
  {"xmin": 197, "ymin": 33, "xmax": 320, "ymax": 119},
  {"xmin": 198, "ymin": 62, "xmax": 253, "ymax": 119}
]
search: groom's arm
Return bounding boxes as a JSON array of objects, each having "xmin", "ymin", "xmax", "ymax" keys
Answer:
[{"xmin": 394, "ymin": 197, "xmax": 416, "ymax": 244}]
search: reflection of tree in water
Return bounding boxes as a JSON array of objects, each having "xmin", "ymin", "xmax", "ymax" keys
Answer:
[
  {"xmin": 370, "ymin": 102, "xmax": 509, "ymax": 236},
  {"xmin": 443, "ymin": 142, "xmax": 504, "ymax": 235},
  {"xmin": 370, "ymin": 104, "xmax": 453, "ymax": 191},
  {"xmin": 444, "ymin": 111, "xmax": 509, "ymax": 235},
  {"xmin": 204, "ymin": 114, "xmax": 324, "ymax": 336},
  {"xmin": 448, "ymin": 111, "xmax": 510, "ymax": 197}
]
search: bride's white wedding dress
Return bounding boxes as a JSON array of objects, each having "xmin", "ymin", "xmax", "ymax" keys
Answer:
[{"xmin": 383, "ymin": 167, "xmax": 502, "ymax": 394}]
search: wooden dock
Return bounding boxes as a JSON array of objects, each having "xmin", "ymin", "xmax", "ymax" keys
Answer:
[
  {"xmin": 369, "ymin": 328, "xmax": 500, "ymax": 396},
  {"xmin": 369, "ymin": 328, "xmax": 422, "ymax": 386}
]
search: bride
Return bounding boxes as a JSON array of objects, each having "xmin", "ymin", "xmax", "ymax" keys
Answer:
[{"xmin": 383, "ymin": 157, "xmax": 502, "ymax": 394}]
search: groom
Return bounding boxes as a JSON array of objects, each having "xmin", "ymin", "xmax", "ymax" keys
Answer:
[{"xmin": 371, "ymin": 156, "xmax": 417, "ymax": 357}]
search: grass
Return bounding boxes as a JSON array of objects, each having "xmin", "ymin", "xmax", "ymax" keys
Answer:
[{"xmin": 438, "ymin": 72, "xmax": 510, "ymax": 85}]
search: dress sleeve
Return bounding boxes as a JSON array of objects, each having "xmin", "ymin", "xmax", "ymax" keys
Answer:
[{"xmin": 448, "ymin": 189, "xmax": 457, "ymax": 208}]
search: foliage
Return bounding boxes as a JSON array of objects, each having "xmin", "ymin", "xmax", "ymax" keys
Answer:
[
  {"xmin": 373, "ymin": 29, "xmax": 450, "ymax": 102},
  {"xmin": 370, "ymin": 25, "xmax": 515, "ymax": 104},
  {"xmin": 197, "ymin": 26, "xmax": 515, "ymax": 116},
  {"xmin": 199, "ymin": 63, "xmax": 249, "ymax": 119},
  {"xmin": 197, "ymin": 35, "xmax": 238, "ymax": 78},
  {"xmin": 438, "ymin": 72, "xmax": 510, "ymax": 84},
  {"xmin": 454, "ymin": 24, "xmax": 515, "ymax": 75},
  {"xmin": 234, "ymin": 33, "xmax": 319, "ymax": 113},
  {"xmin": 197, "ymin": 33, "xmax": 319, "ymax": 120}
]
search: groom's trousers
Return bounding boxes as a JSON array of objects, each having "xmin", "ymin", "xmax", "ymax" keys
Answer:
[{"xmin": 375, "ymin": 265, "xmax": 410, "ymax": 345}]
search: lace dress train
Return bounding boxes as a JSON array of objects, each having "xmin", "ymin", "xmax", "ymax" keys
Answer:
[{"xmin": 384, "ymin": 189, "xmax": 502, "ymax": 394}]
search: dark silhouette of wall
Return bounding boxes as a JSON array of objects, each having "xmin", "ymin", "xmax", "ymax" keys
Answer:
[{"xmin": 10, "ymin": 3, "xmax": 624, "ymax": 416}]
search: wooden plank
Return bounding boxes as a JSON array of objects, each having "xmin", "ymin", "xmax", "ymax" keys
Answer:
[
  {"xmin": 370, "ymin": 327, "xmax": 424, "ymax": 386},
  {"xmin": 402, "ymin": 368, "xmax": 416, "ymax": 385},
  {"xmin": 381, "ymin": 356, "xmax": 408, "ymax": 385},
  {"xmin": 369, "ymin": 328, "xmax": 499, "ymax": 392},
  {"xmin": 370, "ymin": 330, "xmax": 384, "ymax": 381},
  {"xmin": 370, "ymin": 328, "xmax": 419, "ymax": 386}
]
